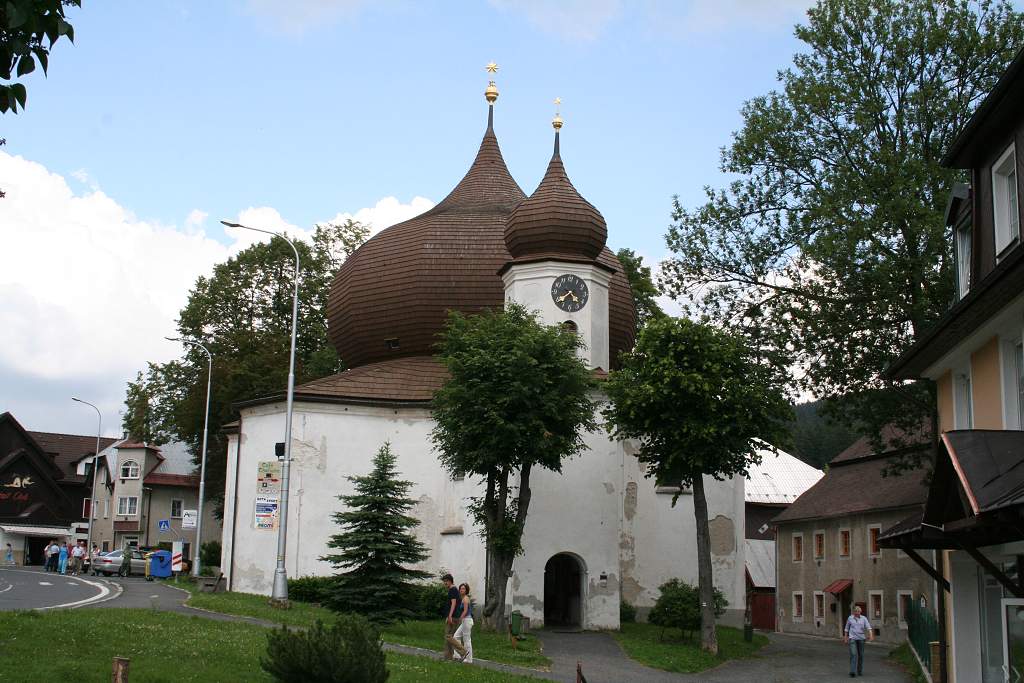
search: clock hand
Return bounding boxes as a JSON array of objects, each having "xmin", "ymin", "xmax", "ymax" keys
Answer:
[{"xmin": 557, "ymin": 291, "xmax": 571, "ymax": 302}]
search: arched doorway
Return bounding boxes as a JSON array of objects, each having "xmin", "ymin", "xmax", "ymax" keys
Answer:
[{"xmin": 544, "ymin": 553, "xmax": 584, "ymax": 628}]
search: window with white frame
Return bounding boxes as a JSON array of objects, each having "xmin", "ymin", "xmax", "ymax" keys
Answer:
[
  {"xmin": 814, "ymin": 591, "xmax": 825, "ymax": 621},
  {"xmin": 792, "ymin": 592, "xmax": 804, "ymax": 622},
  {"xmin": 117, "ymin": 496, "xmax": 139, "ymax": 517},
  {"xmin": 955, "ymin": 217, "xmax": 973, "ymax": 298},
  {"xmin": 103, "ymin": 499, "xmax": 109, "ymax": 518},
  {"xmin": 814, "ymin": 530, "xmax": 826, "ymax": 560},
  {"xmin": 954, "ymin": 371, "xmax": 974, "ymax": 429},
  {"xmin": 868, "ymin": 524, "xmax": 881, "ymax": 557},
  {"xmin": 839, "ymin": 528, "xmax": 851, "ymax": 558},
  {"xmin": 897, "ymin": 590, "xmax": 913, "ymax": 629},
  {"xmin": 120, "ymin": 460, "xmax": 140, "ymax": 479},
  {"xmin": 82, "ymin": 498, "xmax": 91, "ymax": 519},
  {"xmin": 868, "ymin": 590, "xmax": 884, "ymax": 622},
  {"xmin": 171, "ymin": 499, "xmax": 183, "ymax": 519},
  {"xmin": 992, "ymin": 143, "xmax": 1020, "ymax": 255},
  {"xmin": 792, "ymin": 533, "xmax": 804, "ymax": 562}
]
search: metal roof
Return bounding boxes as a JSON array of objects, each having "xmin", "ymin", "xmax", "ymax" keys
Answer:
[
  {"xmin": 745, "ymin": 446, "xmax": 823, "ymax": 504},
  {"xmin": 745, "ymin": 539, "xmax": 775, "ymax": 589}
]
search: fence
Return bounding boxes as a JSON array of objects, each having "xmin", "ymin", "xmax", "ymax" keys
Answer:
[{"xmin": 907, "ymin": 599, "xmax": 940, "ymax": 670}]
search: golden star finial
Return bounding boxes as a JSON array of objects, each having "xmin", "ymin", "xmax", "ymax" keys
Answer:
[
  {"xmin": 552, "ymin": 96, "xmax": 564, "ymax": 130},
  {"xmin": 486, "ymin": 61, "xmax": 498, "ymax": 74}
]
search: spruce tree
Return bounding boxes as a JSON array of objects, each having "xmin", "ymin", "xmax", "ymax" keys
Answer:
[{"xmin": 321, "ymin": 443, "xmax": 430, "ymax": 624}]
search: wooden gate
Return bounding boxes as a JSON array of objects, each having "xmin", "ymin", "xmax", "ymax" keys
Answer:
[{"xmin": 751, "ymin": 591, "xmax": 776, "ymax": 630}]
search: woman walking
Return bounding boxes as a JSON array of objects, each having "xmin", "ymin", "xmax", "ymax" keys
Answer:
[
  {"xmin": 58, "ymin": 541, "xmax": 69, "ymax": 575},
  {"xmin": 454, "ymin": 583, "xmax": 474, "ymax": 664}
]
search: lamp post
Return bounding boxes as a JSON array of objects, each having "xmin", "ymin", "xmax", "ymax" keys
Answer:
[
  {"xmin": 166, "ymin": 336, "xmax": 213, "ymax": 577},
  {"xmin": 220, "ymin": 219, "xmax": 300, "ymax": 603},
  {"xmin": 72, "ymin": 397, "xmax": 102, "ymax": 565}
]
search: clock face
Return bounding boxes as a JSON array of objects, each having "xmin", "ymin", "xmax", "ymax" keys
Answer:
[{"xmin": 551, "ymin": 274, "xmax": 589, "ymax": 312}]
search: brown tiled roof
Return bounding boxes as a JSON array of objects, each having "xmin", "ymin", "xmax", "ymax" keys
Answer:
[
  {"xmin": 505, "ymin": 133, "xmax": 607, "ymax": 261},
  {"xmin": 831, "ymin": 423, "xmax": 931, "ymax": 464},
  {"xmin": 772, "ymin": 455, "xmax": 929, "ymax": 524},
  {"xmin": 117, "ymin": 440, "xmax": 160, "ymax": 451},
  {"xmin": 295, "ymin": 356, "xmax": 447, "ymax": 403},
  {"xmin": 144, "ymin": 472, "xmax": 199, "ymax": 487},
  {"xmin": 326, "ymin": 109, "xmax": 637, "ymax": 371},
  {"xmin": 28, "ymin": 431, "xmax": 118, "ymax": 483}
]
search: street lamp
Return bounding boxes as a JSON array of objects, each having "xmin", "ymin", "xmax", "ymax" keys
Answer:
[
  {"xmin": 220, "ymin": 219, "xmax": 300, "ymax": 604},
  {"xmin": 165, "ymin": 336, "xmax": 213, "ymax": 577},
  {"xmin": 72, "ymin": 397, "xmax": 102, "ymax": 564}
]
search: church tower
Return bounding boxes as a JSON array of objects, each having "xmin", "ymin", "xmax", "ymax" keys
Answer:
[{"xmin": 501, "ymin": 103, "xmax": 614, "ymax": 369}]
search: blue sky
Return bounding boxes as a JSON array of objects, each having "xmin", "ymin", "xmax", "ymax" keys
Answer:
[{"xmin": 1, "ymin": 0, "xmax": 813, "ymax": 434}]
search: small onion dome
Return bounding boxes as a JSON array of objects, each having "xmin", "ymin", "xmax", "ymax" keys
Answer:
[{"xmin": 504, "ymin": 131, "xmax": 607, "ymax": 260}]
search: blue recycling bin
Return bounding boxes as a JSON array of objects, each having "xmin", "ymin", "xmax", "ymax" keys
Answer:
[{"xmin": 149, "ymin": 550, "xmax": 172, "ymax": 578}]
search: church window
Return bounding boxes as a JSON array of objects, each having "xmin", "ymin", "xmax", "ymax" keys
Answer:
[{"xmin": 561, "ymin": 320, "xmax": 578, "ymax": 334}]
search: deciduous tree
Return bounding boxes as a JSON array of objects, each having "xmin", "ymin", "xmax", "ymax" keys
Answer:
[
  {"xmin": 603, "ymin": 317, "xmax": 791, "ymax": 654},
  {"xmin": 431, "ymin": 303, "xmax": 596, "ymax": 630},
  {"xmin": 616, "ymin": 248, "xmax": 665, "ymax": 327},
  {"xmin": 660, "ymin": 0, "xmax": 1024, "ymax": 461}
]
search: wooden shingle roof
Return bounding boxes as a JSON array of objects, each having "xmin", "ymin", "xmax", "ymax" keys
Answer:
[{"xmin": 326, "ymin": 108, "xmax": 637, "ymax": 372}]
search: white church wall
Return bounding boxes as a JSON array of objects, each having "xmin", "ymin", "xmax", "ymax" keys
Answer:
[
  {"xmin": 620, "ymin": 445, "xmax": 747, "ymax": 628},
  {"xmin": 225, "ymin": 401, "xmax": 487, "ymax": 596}
]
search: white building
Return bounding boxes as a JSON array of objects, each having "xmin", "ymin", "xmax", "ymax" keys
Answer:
[{"xmin": 220, "ymin": 87, "xmax": 747, "ymax": 629}]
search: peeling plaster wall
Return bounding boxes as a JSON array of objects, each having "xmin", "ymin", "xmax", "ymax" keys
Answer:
[{"xmin": 620, "ymin": 454, "xmax": 746, "ymax": 628}]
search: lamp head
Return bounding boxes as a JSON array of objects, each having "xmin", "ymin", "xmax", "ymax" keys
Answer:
[{"xmin": 220, "ymin": 220, "xmax": 242, "ymax": 228}]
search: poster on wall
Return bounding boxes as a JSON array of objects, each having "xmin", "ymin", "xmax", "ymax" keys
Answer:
[
  {"xmin": 256, "ymin": 461, "xmax": 282, "ymax": 494},
  {"xmin": 254, "ymin": 495, "xmax": 279, "ymax": 530}
]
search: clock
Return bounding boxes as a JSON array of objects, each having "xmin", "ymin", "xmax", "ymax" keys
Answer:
[{"xmin": 551, "ymin": 274, "xmax": 589, "ymax": 312}]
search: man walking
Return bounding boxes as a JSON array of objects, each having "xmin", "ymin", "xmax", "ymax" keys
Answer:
[
  {"xmin": 441, "ymin": 574, "xmax": 468, "ymax": 660},
  {"xmin": 843, "ymin": 604, "xmax": 874, "ymax": 677},
  {"xmin": 70, "ymin": 541, "xmax": 86, "ymax": 576}
]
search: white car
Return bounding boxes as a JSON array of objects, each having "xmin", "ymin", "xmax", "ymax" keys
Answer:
[{"xmin": 92, "ymin": 549, "xmax": 148, "ymax": 576}]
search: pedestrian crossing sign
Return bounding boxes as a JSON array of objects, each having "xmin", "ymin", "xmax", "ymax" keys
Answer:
[{"xmin": 158, "ymin": 519, "xmax": 170, "ymax": 532}]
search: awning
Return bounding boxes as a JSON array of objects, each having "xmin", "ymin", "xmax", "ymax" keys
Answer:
[
  {"xmin": 824, "ymin": 578, "xmax": 853, "ymax": 595},
  {"xmin": 0, "ymin": 524, "xmax": 72, "ymax": 537}
]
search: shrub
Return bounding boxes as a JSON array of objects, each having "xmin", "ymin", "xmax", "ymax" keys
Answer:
[
  {"xmin": 648, "ymin": 579, "xmax": 727, "ymax": 641},
  {"xmin": 200, "ymin": 540, "xmax": 222, "ymax": 569},
  {"xmin": 288, "ymin": 576, "xmax": 336, "ymax": 604},
  {"xmin": 261, "ymin": 616, "xmax": 388, "ymax": 683},
  {"xmin": 620, "ymin": 599, "xmax": 637, "ymax": 624},
  {"xmin": 403, "ymin": 582, "xmax": 449, "ymax": 620}
]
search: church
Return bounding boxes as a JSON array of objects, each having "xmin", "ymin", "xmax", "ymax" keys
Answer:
[{"xmin": 220, "ymin": 72, "xmax": 746, "ymax": 629}]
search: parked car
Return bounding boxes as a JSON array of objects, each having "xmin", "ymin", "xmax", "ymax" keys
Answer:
[{"xmin": 92, "ymin": 549, "xmax": 148, "ymax": 576}]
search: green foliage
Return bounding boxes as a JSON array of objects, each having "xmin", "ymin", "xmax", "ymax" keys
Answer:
[
  {"xmin": 790, "ymin": 399, "xmax": 860, "ymax": 468},
  {"xmin": 321, "ymin": 443, "xmax": 430, "ymax": 624},
  {"xmin": 613, "ymin": 623, "xmax": 768, "ymax": 674},
  {"xmin": 200, "ymin": 540, "xmax": 222, "ymax": 569},
  {"xmin": 620, "ymin": 599, "xmax": 637, "ymax": 624},
  {"xmin": 648, "ymin": 579, "xmax": 727, "ymax": 641},
  {"xmin": 123, "ymin": 220, "xmax": 369, "ymax": 515},
  {"xmin": 260, "ymin": 617, "xmax": 388, "ymax": 683},
  {"xmin": 1, "ymin": 0, "xmax": 79, "ymax": 114},
  {"xmin": 431, "ymin": 303, "xmax": 596, "ymax": 626},
  {"xmin": 604, "ymin": 317, "xmax": 792, "ymax": 488},
  {"xmin": 402, "ymin": 582, "xmax": 449, "ymax": 620},
  {"xmin": 615, "ymin": 248, "xmax": 665, "ymax": 327},
  {"xmin": 660, "ymin": 0, "xmax": 1024, "ymax": 465},
  {"xmin": 288, "ymin": 576, "xmax": 336, "ymax": 604}
]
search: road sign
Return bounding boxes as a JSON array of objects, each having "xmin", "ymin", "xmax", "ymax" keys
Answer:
[
  {"xmin": 158, "ymin": 519, "xmax": 170, "ymax": 532},
  {"xmin": 181, "ymin": 509, "xmax": 197, "ymax": 530},
  {"xmin": 171, "ymin": 541, "xmax": 183, "ymax": 572}
]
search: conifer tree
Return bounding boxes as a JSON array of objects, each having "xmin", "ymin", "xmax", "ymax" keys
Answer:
[{"xmin": 321, "ymin": 443, "xmax": 430, "ymax": 624}]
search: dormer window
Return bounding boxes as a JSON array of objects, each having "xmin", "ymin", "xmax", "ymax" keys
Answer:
[
  {"xmin": 120, "ymin": 460, "xmax": 140, "ymax": 479},
  {"xmin": 992, "ymin": 143, "xmax": 1019, "ymax": 256},
  {"xmin": 955, "ymin": 217, "xmax": 972, "ymax": 299}
]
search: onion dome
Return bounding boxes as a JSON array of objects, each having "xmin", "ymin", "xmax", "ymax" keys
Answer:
[
  {"xmin": 504, "ymin": 129, "xmax": 607, "ymax": 261},
  {"xmin": 326, "ymin": 105, "xmax": 637, "ymax": 372}
]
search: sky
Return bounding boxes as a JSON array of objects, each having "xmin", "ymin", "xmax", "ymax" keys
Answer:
[{"xmin": 0, "ymin": 0, "xmax": 815, "ymax": 436}]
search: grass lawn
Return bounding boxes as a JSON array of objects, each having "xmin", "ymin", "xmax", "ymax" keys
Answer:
[
  {"xmin": 611, "ymin": 622, "xmax": 768, "ymax": 673},
  {"xmin": 170, "ymin": 580, "xmax": 549, "ymax": 669},
  {"xmin": 887, "ymin": 643, "xmax": 928, "ymax": 683},
  {"xmin": 0, "ymin": 609, "xmax": 546, "ymax": 682}
]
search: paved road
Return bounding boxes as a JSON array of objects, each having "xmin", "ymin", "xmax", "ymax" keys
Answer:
[
  {"xmin": 539, "ymin": 630, "xmax": 912, "ymax": 683},
  {"xmin": 0, "ymin": 567, "xmax": 112, "ymax": 610}
]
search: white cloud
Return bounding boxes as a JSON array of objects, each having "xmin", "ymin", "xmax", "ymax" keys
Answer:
[
  {"xmin": 0, "ymin": 151, "xmax": 432, "ymax": 432},
  {"xmin": 244, "ymin": 0, "xmax": 367, "ymax": 34},
  {"xmin": 320, "ymin": 195, "xmax": 434, "ymax": 238},
  {"xmin": 489, "ymin": 0, "xmax": 622, "ymax": 42}
]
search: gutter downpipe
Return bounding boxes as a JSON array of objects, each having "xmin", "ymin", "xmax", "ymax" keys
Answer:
[{"xmin": 228, "ymin": 417, "xmax": 243, "ymax": 592}]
